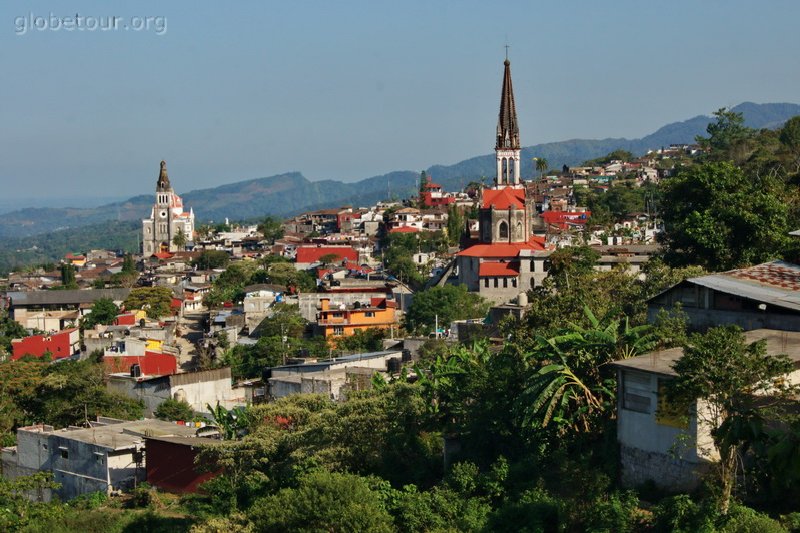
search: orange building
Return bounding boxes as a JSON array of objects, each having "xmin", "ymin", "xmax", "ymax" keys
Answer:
[{"xmin": 316, "ymin": 297, "xmax": 397, "ymax": 342}]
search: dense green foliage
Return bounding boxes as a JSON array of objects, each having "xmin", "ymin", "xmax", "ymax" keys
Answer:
[
  {"xmin": 82, "ymin": 297, "xmax": 119, "ymax": 329},
  {"xmin": 0, "ymin": 359, "xmax": 143, "ymax": 438},
  {"xmin": 123, "ymin": 286, "xmax": 174, "ymax": 319},
  {"xmin": 154, "ymin": 399, "xmax": 195, "ymax": 422},
  {"xmin": 403, "ymin": 284, "xmax": 490, "ymax": 334}
]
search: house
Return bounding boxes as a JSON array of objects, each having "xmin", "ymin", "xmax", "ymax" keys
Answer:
[
  {"xmin": 242, "ymin": 284, "xmax": 285, "ymax": 332},
  {"xmin": 419, "ymin": 175, "xmax": 456, "ymax": 208},
  {"xmin": 103, "ymin": 349, "xmax": 178, "ymax": 377},
  {"xmin": 107, "ymin": 367, "xmax": 241, "ymax": 416},
  {"xmin": 388, "ymin": 207, "xmax": 424, "ymax": 232},
  {"xmin": 647, "ymin": 261, "xmax": 800, "ymax": 332},
  {"xmin": 294, "ymin": 245, "xmax": 359, "ymax": 270},
  {"xmin": 1, "ymin": 417, "xmax": 204, "ymax": 501},
  {"xmin": 266, "ymin": 349, "xmax": 406, "ymax": 401},
  {"xmin": 6, "ymin": 288, "xmax": 131, "ymax": 330},
  {"xmin": 315, "ymin": 296, "xmax": 398, "ymax": 342},
  {"xmin": 611, "ymin": 329, "xmax": 800, "ymax": 491},
  {"xmin": 144, "ymin": 435, "xmax": 223, "ymax": 493},
  {"xmin": 11, "ymin": 328, "xmax": 80, "ymax": 361}
]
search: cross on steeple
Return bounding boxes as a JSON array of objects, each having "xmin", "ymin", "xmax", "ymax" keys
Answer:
[{"xmin": 504, "ymin": 43, "xmax": 509, "ymax": 60}]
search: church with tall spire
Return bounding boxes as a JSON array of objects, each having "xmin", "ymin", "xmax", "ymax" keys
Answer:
[
  {"xmin": 455, "ymin": 57, "xmax": 552, "ymax": 304},
  {"xmin": 142, "ymin": 160, "xmax": 195, "ymax": 255}
]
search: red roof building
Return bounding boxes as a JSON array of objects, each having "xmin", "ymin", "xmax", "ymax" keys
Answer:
[
  {"xmin": 542, "ymin": 210, "xmax": 591, "ymax": 230},
  {"xmin": 295, "ymin": 246, "xmax": 358, "ymax": 267},
  {"xmin": 104, "ymin": 350, "xmax": 177, "ymax": 377},
  {"xmin": 11, "ymin": 328, "xmax": 80, "ymax": 361}
]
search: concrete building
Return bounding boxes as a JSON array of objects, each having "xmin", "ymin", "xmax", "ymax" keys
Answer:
[
  {"xmin": 647, "ymin": 261, "xmax": 800, "ymax": 332},
  {"xmin": 315, "ymin": 296, "xmax": 398, "ymax": 344},
  {"xmin": 6, "ymin": 288, "xmax": 131, "ymax": 330},
  {"xmin": 1, "ymin": 418, "xmax": 202, "ymax": 501},
  {"xmin": 611, "ymin": 329, "xmax": 800, "ymax": 491},
  {"xmin": 107, "ymin": 367, "xmax": 241, "ymax": 416},
  {"xmin": 266, "ymin": 349, "xmax": 405, "ymax": 401},
  {"xmin": 142, "ymin": 160, "xmax": 195, "ymax": 255},
  {"xmin": 11, "ymin": 328, "xmax": 80, "ymax": 360}
]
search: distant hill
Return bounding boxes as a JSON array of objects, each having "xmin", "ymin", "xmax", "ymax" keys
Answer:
[{"xmin": 1, "ymin": 101, "xmax": 798, "ymax": 243}]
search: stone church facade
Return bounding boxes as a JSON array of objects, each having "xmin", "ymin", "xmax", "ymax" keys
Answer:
[
  {"xmin": 142, "ymin": 160, "xmax": 195, "ymax": 255},
  {"xmin": 456, "ymin": 58, "xmax": 552, "ymax": 304}
]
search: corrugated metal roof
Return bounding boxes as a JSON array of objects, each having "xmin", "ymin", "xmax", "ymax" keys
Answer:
[
  {"xmin": 8, "ymin": 288, "xmax": 132, "ymax": 306},
  {"xmin": 687, "ymin": 261, "xmax": 800, "ymax": 312}
]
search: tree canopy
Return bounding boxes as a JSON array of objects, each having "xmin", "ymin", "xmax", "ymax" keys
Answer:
[{"xmin": 404, "ymin": 284, "xmax": 489, "ymax": 334}]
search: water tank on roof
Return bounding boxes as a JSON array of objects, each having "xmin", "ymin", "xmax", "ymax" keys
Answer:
[
  {"xmin": 401, "ymin": 349, "xmax": 412, "ymax": 363},
  {"xmin": 517, "ymin": 292, "xmax": 529, "ymax": 306}
]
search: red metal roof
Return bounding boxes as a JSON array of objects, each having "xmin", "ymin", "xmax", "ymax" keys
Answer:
[
  {"xmin": 479, "ymin": 262, "xmax": 520, "ymax": 277},
  {"xmin": 482, "ymin": 187, "xmax": 525, "ymax": 209},
  {"xmin": 456, "ymin": 237, "xmax": 547, "ymax": 258},
  {"xmin": 295, "ymin": 246, "xmax": 358, "ymax": 264},
  {"xmin": 541, "ymin": 211, "xmax": 591, "ymax": 229}
]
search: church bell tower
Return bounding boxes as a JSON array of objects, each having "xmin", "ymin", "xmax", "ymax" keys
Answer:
[{"xmin": 495, "ymin": 58, "xmax": 521, "ymax": 186}]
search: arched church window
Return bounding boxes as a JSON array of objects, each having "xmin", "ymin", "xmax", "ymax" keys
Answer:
[
  {"xmin": 498, "ymin": 221, "xmax": 509, "ymax": 240},
  {"xmin": 516, "ymin": 221, "xmax": 523, "ymax": 239}
]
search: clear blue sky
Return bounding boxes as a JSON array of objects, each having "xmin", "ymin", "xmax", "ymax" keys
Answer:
[{"xmin": 1, "ymin": 0, "xmax": 799, "ymax": 201}]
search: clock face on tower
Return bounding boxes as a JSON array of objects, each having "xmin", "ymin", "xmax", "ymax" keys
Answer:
[{"xmin": 159, "ymin": 210, "xmax": 167, "ymax": 218}]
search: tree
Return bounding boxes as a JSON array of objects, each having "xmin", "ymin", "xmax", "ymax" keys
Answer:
[
  {"xmin": 404, "ymin": 284, "xmax": 489, "ymax": 335},
  {"xmin": 60, "ymin": 263, "xmax": 77, "ymax": 289},
  {"xmin": 121, "ymin": 253, "xmax": 136, "ymax": 274},
  {"xmin": 248, "ymin": 471, "xmax": 394, "ymax": 532},
  {"xmin": 123, "ymin": 287, "xmax": 174, "ymax": 319},
  {"xmin": 172, "ymin": 227, "xmax": 187, "ymax": 249},
  {"xmin": 257, "ymin": 216, "xmax": 284, "ymax": 245},
  {"xmin": 446, "ymin": 206, "xmax": 464, "ymax": 247},
  {"xmin": 154, "ymin": 398, "xmax": 194, "ymax": 421},
  {"xmin": 535, "ymin": 157, "xmax": 549, "ymax": 180},
  {"xmin": 668, "ymin": 326, "xmax": 796, "ymax": 514},
  {"xmin": 82, "ymin": 298, "xmax": 118, "ymax": 328},
  {"xmin": 266, "ymin": 261, "xmax": 316, "ymax": 293},
  {"xmin": 659, "ymin": 161, "xmax": 790, "ymax": 270},
  {"xmin": 192, "ymin": 250, "xmax": 230, "ymax": 270},
  {"xmin": 335, "ymin": 327, "xmax": 386, "ymax": 353},
  {"xmin": 779, "ymin": 115, "xmax": 800, "ymax": 172},
  {"xmin": 317, "ymin": 253, "xmax": 343, "ymax": 267},
  {"xmin": 696, "ymin": 107, "xmax": 754, "ymax": 162}
]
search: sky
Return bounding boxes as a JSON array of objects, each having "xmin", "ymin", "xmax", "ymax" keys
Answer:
[{"xmin": 1, "ymin": 0, "xmax": 799, "ymax": 204}]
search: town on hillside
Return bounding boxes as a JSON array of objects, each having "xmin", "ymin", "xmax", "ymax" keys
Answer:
[{"xmin": 2, "ymin": 57, "xmax": 800, "ymax": 531}]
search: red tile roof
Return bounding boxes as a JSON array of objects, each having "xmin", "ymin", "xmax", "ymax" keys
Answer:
[
  {"xmin": 295, "ymin": 246, "xmax": 358, "ymax": 264},
  {"xmin": 456, "ymin": 237, "xmax": 547, "ymax": 258},
  {"xmin": 482, "ymin": 187, "xmax": 525, "ymax": 209},
  {"xmin": 479, "ymin": 262, "xmax": 520, "ymax": 277},
  {"xmin": 389, "ymin": 226, "xmax": 420, "ymax": 233}
]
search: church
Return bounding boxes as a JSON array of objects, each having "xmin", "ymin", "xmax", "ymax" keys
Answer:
[
  {"xmin": 142, "ymin": 160, "xmax": 195, "ymax": 255},
  {"xmin": 455, "ymin": 58, "xmax": 553, "ymax": 303}
]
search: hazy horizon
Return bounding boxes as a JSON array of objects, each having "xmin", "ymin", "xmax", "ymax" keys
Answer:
[{"xmin": 3, "ymin": 1, "xmax": 799, "ymax": 200}]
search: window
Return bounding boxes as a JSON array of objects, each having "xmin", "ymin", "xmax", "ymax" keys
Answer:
[
  {"xmin": 499, "ymin": 221, "xmax": 509, "ymax": 239},
  {"xmin": 493, "ymin": 278, "xmax": 499, "ymax": 288},
  {"xmin": 365, "ymin": 311, "xmax": 375, "ymax": 318},
  {"xmin": 503, "ymin": 278, "xmax": 508, "ymax": 288},
  {"xmin": 484, "ymin": 278, "xmax": 489, "ymax": 288},
  {"xmin": 60, "ymin": 449, "xmax": 69, "ymax": 460},
  {"xmin": 622, "ymin": 371, "xmax": 651, "ymax": 413},
  {"xmin": 656, "ymin": 378, "xmax": 688, "ymax": 428},
  {"xmin": 512, "ymin": 278, "xmax": 517, "ymax": 288},
  {"xmin": 333, "ymin": 326, "xmax": 344, "ymax": 336}
]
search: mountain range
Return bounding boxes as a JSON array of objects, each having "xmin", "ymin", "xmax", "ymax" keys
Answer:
[{"xmin": 2, "ymin": 101, "xmax": 799, "ymax": 242}]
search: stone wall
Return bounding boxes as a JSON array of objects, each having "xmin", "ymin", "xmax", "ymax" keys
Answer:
[{"xmin": 620, "ymin": 444, "xmax": 709, "ymax": 492}]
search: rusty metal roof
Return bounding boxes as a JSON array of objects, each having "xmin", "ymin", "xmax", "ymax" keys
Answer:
[{"xmin": 687, "ymin": 261, "xmax": 800, "ymax": 312}]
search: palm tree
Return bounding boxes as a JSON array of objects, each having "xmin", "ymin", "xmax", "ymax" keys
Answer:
[
  {"xmin": 521, "ymin": 305, "xmax": 656, "ymax": 433},
  {"xmin": 535, "ymin": 157, "xmax": 549, "ymax": 180}
]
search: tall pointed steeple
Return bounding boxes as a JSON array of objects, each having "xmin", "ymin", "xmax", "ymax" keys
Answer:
[
  {"xmin": 496, "ymin": 59, "xmax": 520, "ymax": 151},
  {"xmin": 495, "ymin": 58, "xmax": 521, "ymax": 186},
  {"xmin": 156, "ymin": 160, "xmax": 172, "ymax": 192}
]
